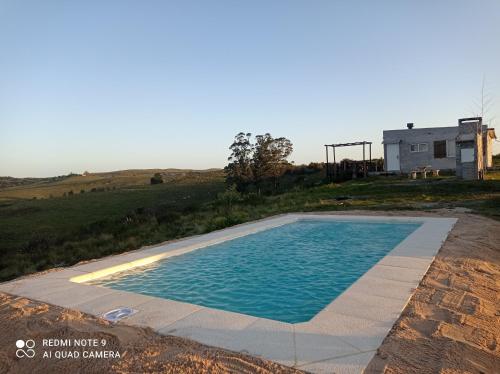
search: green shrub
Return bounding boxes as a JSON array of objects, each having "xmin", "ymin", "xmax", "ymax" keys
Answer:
[{"xmin": 150, "ymin": 173, "xmax": 164, "ymax": 185}]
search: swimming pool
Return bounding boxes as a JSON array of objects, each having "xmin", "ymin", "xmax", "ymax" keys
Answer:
[
  {"xmin": 4, "ymin": 214, "xmax": 456, "ymax": 372},
  {"xmin": 90, "ymin": 219, "xmax": 420, "ymax": 323}
]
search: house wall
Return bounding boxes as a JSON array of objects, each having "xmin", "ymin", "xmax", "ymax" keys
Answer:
[
  {"xmin": 483, "ymin": 128, "xmax": 495, "ymax": 168},
  {"xmin": 456, "ymin": 119, "xmax": 483, "ymax": 180},
  {"xmin": 383, "ymin": 127, "xmax": 458, "ymax": 173}
]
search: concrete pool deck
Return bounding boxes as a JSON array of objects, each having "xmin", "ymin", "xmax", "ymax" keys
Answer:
[{"xmin": 0, "ymin": 214, "xmax": 457, "ymax": 373}]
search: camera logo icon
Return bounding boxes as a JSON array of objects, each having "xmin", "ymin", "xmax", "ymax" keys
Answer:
[{"xmin": 15, "ymin": 339, "xmax": 36, "ymax": 358}]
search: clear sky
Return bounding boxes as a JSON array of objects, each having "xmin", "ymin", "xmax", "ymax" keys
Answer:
[{"xmin": 1, "ymin": 0, "xmax": 499, "ymax": 177}]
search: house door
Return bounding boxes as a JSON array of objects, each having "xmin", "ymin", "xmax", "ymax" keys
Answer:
[{"xmin": 386, "ymin": 144, "xmax": 400, "ymax": 171}]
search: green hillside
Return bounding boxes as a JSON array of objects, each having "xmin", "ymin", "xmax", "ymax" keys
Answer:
[{"xmin": 0, "ymin": 169, "xmax": 223, "ymax": 200}]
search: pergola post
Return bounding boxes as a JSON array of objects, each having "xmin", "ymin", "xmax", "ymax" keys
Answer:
[
  {"xmin": 325, "ymin": 145, "xmax": 329, "ymax": 181},
  {"xmin": 333, "ymin": 146, "xmax": 336, "ymax": 179},
  {"xmin": 369, "ymin": 143, "xmax": 372, "ymax": 173},
  {"xmin": 363, "ymin": 142, "xmax": 367, "ymax": 177}
]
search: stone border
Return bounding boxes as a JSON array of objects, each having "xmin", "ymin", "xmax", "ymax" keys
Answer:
[{"xmin": 0, "ymin": 214, "xmax": 456, "ymax": 373}]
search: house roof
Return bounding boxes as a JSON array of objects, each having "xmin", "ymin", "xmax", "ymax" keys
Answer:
[{"xmin": 383, "ymin": 125, "xmax": 456, "ymax": 133}]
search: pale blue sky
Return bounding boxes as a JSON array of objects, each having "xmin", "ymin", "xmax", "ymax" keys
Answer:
[{"xmin": 1, "ymin": 0, "xmax": 499, "ymax": 177}]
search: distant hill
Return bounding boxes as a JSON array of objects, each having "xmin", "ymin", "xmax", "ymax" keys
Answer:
[
  {"xmin": 0, "ymin": 168, "xmax": 224, "ymax": 200},
  {"xmin": 0, "ymin": 175, "xmax": 74, "ymax": 189}
]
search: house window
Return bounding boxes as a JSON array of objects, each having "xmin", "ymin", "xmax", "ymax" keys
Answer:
[
  {"xmin": 410, "ymin": 143, "xmax": 428, "ymax": 152},
  {"xmin": 434, "ymin": 140, "xmax": 447, "ymax": 158},
  {"xmin": 461, "ymin": 148, "xmax": 474, "ymax": 162},
  {"xmin": 446, "ymin": 140, "xmax": 456, "ymax": 157}
]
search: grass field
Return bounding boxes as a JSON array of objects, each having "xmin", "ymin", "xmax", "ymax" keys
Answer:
[
  {"xmin": 0, "ymin": 167, "xmax": 499, "ymax": 282},
  {"xmin": 0, "ymin": 169, "xmax": 223, "ymax": 200}
]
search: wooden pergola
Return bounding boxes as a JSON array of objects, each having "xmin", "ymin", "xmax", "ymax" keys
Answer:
[{"xmin": 324, "ymin": 141, "xmax": 372, "ymax": 180}]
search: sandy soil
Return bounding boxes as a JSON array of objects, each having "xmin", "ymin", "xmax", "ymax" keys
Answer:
[
  {"xmin": 0, "ymin": 295, "xmax": 302, "ymax": 373},
  {"xmin": 0, "ymin": 210, "xmax": 498, "ymax": 374},
  {"xmin": 362, "ymin": 210, "xmax": 500, "ymax": 373}
]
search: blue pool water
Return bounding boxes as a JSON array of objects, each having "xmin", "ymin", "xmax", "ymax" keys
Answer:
[{"xmin": 90, "ymin": 220, "xmax": 420, "ymax": 323}]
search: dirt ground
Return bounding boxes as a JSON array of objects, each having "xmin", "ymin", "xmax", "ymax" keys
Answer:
[
  {"xmin": 363, "ymin": 210, "xmax": 500, "ymax": 373},
  {"xmin": 0, "ymin": 293, "xmax": 302, "ymax": 374},
  {"xmin": 0, "ymin": 210, "xmax": 498, "ymax": 374}
]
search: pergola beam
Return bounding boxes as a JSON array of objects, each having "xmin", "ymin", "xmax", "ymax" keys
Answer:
[{"xmin": 324, "ymin": 141, "xmax": 373, "ymax": 148}]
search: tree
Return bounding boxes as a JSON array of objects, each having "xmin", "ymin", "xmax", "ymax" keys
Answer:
[
  {"xmin": 225, "ymin": 132, "xmax": 293, "ymax": 192},
  {"xmin": 252, "ymin": 134, "xmax": 293, "ymax": 191},
  {"xmin": 150, "ymin": 173, "xmax": 163, "ymax": 185},
  {"xmin": 225, "ymin": 132, "xmax": 254, "ymax": 191},
  {"xmin": 471, "ymin": 75, "xmax": 496, "ymax": 126}
]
